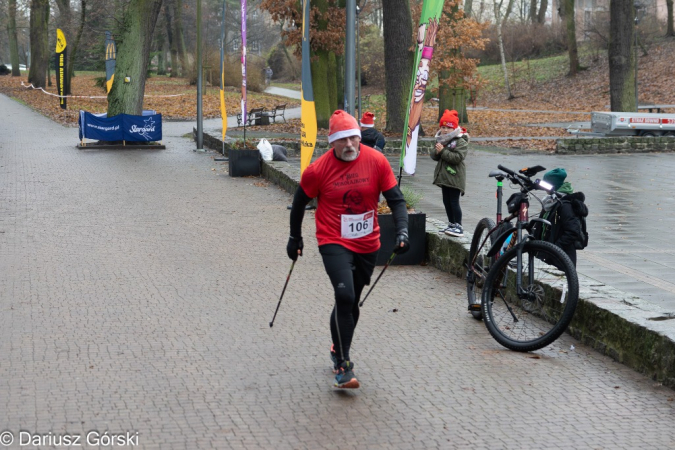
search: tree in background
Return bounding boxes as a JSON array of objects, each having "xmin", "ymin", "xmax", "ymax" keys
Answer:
[
  {"xmin": 528, "ymin": 0, "xmax": 547, "ymax": 24},
  {"xmin": 107, "ymin": 0, "xmax": 163, "ymax": 116},
  {"xmin": 559, "ymin": 0, "xmax": 579, "ymax": 75},
  {"xmin": 382, "ymin": 0, "xmax": 414, "ymax": 133},
  {"xmin": 666, "ymin": 0, "xmax": 674, "ymax": 36},
  {"xmin": 7, "ymin": 0, "xmax": 21, "ymax": 76},
  {"xmin": 55, "ymin": 0, "xmax": 87, "ymax": 95},
  {"xmin": 493, "ymin": 0, "xmax": 513, "ymax": 99},
  {"xmin": 608, "ymin": 0, "xmax": 635, "ymax": 111},
  {"xmin": 28, "ymin": 0, "xmax": 49, "ymax": 88},
  {"xmin": 261, "ymin": 0, "xmax": 346, "ymax": 128},
  {"xmin": 413, "ymin": 0, "xmax": 488, "ymax": 123}
]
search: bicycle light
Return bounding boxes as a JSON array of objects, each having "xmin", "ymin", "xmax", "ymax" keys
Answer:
[{"xmin": 537, "ymin": 179, "xmax": 554, "ymax": 191}]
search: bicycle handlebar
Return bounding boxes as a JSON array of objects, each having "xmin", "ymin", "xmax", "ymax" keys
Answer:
[{"xmin": 496, "ymin": 164, "xmax": 561, "ymax": 197}]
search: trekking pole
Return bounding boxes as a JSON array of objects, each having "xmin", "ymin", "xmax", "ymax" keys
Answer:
[
  {"xmin": 359, "ymin": 252, "xmax": 396, "ymax": 307},
  {"xmin": 269, "ymin": 260, "xmax": 296, "ymax": 328}
]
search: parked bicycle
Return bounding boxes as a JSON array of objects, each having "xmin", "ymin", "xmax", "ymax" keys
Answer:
[{"xmin": 466, "ymin": 164, "xmax": 579, "ymax": 351}]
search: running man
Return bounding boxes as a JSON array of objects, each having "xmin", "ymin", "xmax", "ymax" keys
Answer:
[{"xmin": 287, "ymin": 110, "xmax": 410, "ymax": 389}]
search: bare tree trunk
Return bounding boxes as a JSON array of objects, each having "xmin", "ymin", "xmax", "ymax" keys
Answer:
[
  {"xmin": 529, "ymin": 0, "xmax": 538, "ymax": 22},
  {"xmin": 311, "ymin": 50, "xmax": 332, "ymax": 129},
  {"xmin": 439, "ymin": 70, "xmax": 468, "ymax": 122},
  {"xmin": 107, "ymin": 0, "xmax": 163, "ymax": 116},
  {"xmin": 609, "ymin": 0, "xmax": 635, "ymax": 111},
  {"xmin": 503, "ymin": 0, "xmax": 516, "ymax": 22},
  {"xmin": 165, "ymin": 2, "xmax": 178, "ymax": 77},
  {"xmin": 174, "ymin": 0, "xmax": 188, "ymax": 77},
  {"xmin": 310, "ymin": 0, "xmax": 335, "ymax": 128},
  {"xmin": 66, "ymin": 0, "xmax": 87, "ymax": 95},
  {"xmin": 537, "ymin": 0, "xmax": 548, "ymax": 23},
  {"xmin": 464, "ymin": 0, "xmax": 474, "ymax": 17},
  {"xmin": 28, "ymin": 0, "xmax": 50, "ymax": 88},
  {"xmin": 155, "ymin": 10, "xmax": 167, "ymax": 76},
  {"xmin": 8, "ymin": 0, "xmax": 21, "ymax": 76},
  {"xmin": 666, "ymin": 0, "xmax": 674, "ymax": 37},
  {"xmin": 336, "ymin": 54, "xmax": 345, "ymax": 110},
  {"xmin": 382, "ymin": 0, "xmax": 414, "ymax": 133},
  {"xmin": 494, "ymin": 0, "xmax": 513, "ymax": 99},
  {"xmin": 563, "ymin": 0, "xmax": 579, "ymax": 75}
]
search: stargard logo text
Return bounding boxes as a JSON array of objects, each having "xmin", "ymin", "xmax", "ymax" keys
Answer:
[
  {"xmin": 0, "ymin": 430, "xmax": 139, "ymax": 447},
  {"xmin": 130, "ymin": 125, "xmax": 155, "ymax": 133}
]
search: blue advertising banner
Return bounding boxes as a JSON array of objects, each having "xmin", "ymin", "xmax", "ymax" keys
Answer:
[
  {"xmin": 123, "ymin": 114, "xmax": 162, "ymax": 142},
  {"xmin": 79, "ymin": 110, "xmax": 162, "ymax": 142}
]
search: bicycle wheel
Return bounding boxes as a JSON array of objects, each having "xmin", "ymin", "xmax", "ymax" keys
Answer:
[
  {"xmin": 466, "ymin": 218, "xmax": 496, "ymax": 320},
  {"xmin": 481, "ymin": 240, "xmax": 579, "ymax": 351}
]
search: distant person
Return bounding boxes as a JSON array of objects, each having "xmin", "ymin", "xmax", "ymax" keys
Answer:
[
  {"xmin": 430, "ymin": 109, "xmax": 468, "ymax": 237},
  {"xmin": 534, "ymin": 168, "xmax": 589, "ymax": 267},
  {"xmin": 265, "ymin": 66, "xmax": 273, "ymax": 85},
  {"xmin": 359, "ymin": 111, "xmax": 385, "ymax": 152}
]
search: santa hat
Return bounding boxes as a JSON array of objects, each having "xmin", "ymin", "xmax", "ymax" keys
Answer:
[
  {"xmin": 439, "ymin": 109, "xmax": 459, "ymax": 129},
  {"xmin": 328, "ymin": 110, "xmax": 361, "ymax": 143},
  {"xmin": 360, "ymin": 111, "xmax": 375, "ymax": 128}
]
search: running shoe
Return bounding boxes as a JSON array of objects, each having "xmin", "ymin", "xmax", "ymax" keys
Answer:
[
  {"xmin": 445, "ymin": 223, "xmax": 464, "ymax": 237},
  {"xmin": 442, "ymin": 223, "xmax": 456, "ymax": 235},
  {"xmin": 334, "ymin": 361, "xmax": 359, "ymax": 389}
]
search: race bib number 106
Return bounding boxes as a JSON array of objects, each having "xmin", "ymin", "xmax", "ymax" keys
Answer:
[{"xmin": 341, "ymin": 210, "xmax": 375, "ymax": 239}]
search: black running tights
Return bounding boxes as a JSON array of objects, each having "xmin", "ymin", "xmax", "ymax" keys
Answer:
[
  {"xmin": 441, "ymin": 186, "xmax": 462, "ymax": 225},
  {"xmin": 319, "ymin": 244, "xmax": 377, "ymax": 364}
]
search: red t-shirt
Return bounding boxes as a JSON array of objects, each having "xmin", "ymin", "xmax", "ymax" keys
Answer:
[{"xmin": 300, "ymin": 144, "xmax": 398, "ymax": 254}]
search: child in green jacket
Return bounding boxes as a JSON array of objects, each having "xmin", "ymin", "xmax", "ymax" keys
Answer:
[{"xmin": 430, "ymin": 109, "xmax": 469, "ymax": 237}]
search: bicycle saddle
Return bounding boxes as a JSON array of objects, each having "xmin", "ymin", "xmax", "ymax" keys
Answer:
[{"xmin": 489, "ymin": 170, "xmax": 507, "ymax": 179}]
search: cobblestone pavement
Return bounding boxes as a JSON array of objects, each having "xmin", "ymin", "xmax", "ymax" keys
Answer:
[{"xmin": 1, "ymin": 94, "xmax": 675, "ymax": 449}]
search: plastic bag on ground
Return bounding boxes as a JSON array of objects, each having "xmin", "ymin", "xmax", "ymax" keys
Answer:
[
  {"xmin": 272, "ymin": 145, "xmax": 288, "ymax": 162},
  {"xmin": 257, "ymin": 138, "xmax": 273, "ymax": 161}
]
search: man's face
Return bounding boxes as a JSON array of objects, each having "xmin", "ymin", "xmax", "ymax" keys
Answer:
[{"xmin": 333, "ymin": 135, "xmax": 361, "ymax": 162}]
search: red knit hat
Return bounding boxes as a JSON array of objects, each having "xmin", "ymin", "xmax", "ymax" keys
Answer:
[
  {"xmin": 360, "ymin": 111, "xmax": 375, "ymax": 128},
  {"xmin": 439, "ymin": 109, "xmax": 459, "ymax": 129},
  {"xmin": 328, "ymin": 110, "xmax": 361, "ymax": 143}
]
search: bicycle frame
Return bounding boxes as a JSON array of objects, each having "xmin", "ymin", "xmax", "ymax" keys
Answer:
[{"xmin": 470, "ymin": 170, "xmax": 552, "ymax": 302}]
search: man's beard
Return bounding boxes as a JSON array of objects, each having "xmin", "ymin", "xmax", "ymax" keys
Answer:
[{"xmin": 339, "ymin": 146, "xmax": 359, "ymax": 162}]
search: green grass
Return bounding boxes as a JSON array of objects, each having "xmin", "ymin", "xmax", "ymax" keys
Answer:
[
  {"xmin": 476, "ymin": 44, "xmax": 598, "ymax": 87},
  {"xmin": 476, "ymin": 54, "xmax": 571, "ymax": 86}
]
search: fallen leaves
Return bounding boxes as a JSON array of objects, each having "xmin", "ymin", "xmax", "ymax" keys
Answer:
[
  {"xmin": 3, "ymin": 40, "xmax": 675, "ymax": 154},
  {"xmin": 0, "ymin": 73, "xmax": 299, "ymax": 127}
]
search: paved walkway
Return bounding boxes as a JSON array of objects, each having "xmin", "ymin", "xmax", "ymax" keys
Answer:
[{"xmin": 2, "ymin": 94, "xmax": 675, "ymax": 449}]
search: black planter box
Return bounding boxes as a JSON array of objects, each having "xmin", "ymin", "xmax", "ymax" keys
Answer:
[
  {"xmin": 376, "ymin": 213, "xmax": 426, "ymax": 265},
  {"xmin": 229, "ymin": 149, "xmax": 261, "ymax": 177}
]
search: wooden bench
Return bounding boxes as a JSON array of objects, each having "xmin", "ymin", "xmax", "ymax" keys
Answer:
[
  {"xmin": 237, "ymin": 107, "xmax": 268, "ymax": 126},
  {"xmin": 263, "ymin": 104, "xmax": 287, "ymax": 124}
]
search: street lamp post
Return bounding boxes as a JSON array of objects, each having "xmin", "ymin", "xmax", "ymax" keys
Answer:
[
  {"xmin": 356, "ymin": 0, "xmax": 367, "ymax": 119},
  {"xmin": 634, "ymin": 3, "xmax": 643, "ymax": 112},
  {"xmin": 345, "ymin": 0, "xmax": 355, "ymax": 115},
  {"xmin": 356, "ymin": 4, "xmax": 361, "ymax": 118},
  {"xmin": 196, "ymin": 0, "xmax": 204, "ymax": 151}
]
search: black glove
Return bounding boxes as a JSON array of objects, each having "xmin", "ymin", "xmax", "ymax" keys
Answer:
[
  {"xmin": 394, "ymin": 232, "xmax": 410, "ymax": 255},
  {"xmin": 287, "ymin": 236, "xmax": 304, "ymax": 261}
]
